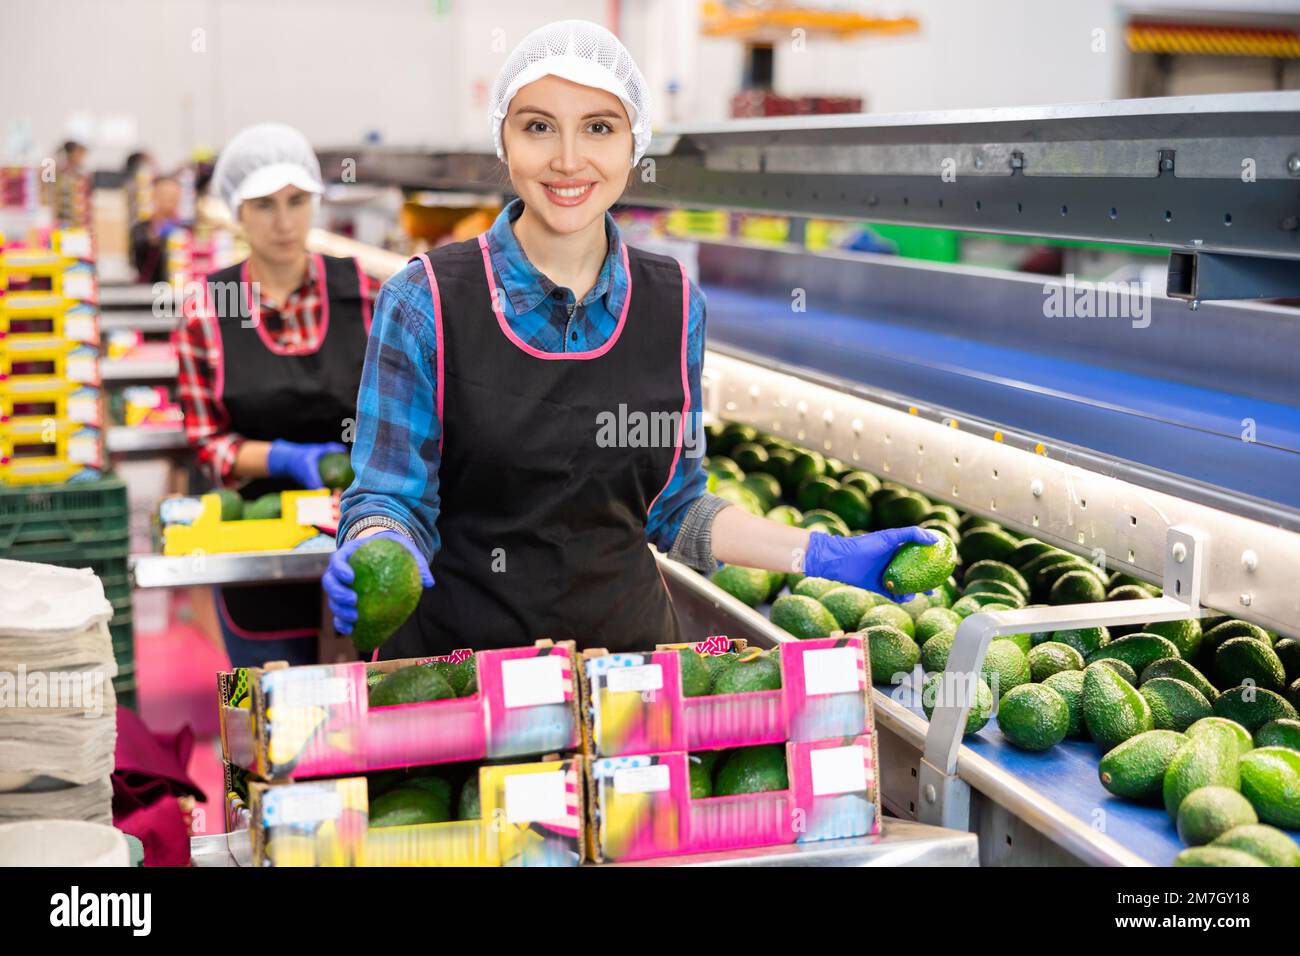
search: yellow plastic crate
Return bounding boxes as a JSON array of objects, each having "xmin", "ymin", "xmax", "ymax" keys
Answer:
[
  {"xmin": 0, "ymin": 382, "xmax": 101, "ymax": 429},
  {"xmin": 0, "ymin": 339, "xmax": 98, "ymax": 392},
  {"xmin": 0, "ymin": 420, "xmax": 103, "ymax": 485},
  {"xmin": 162, "ymin": 489, "xmax": 330, "ymax": 555}
]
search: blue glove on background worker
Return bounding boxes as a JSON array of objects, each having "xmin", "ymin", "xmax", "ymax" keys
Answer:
[{"xmin": 266, "ymin": 439, "xmax": 347, "ymax": 490}]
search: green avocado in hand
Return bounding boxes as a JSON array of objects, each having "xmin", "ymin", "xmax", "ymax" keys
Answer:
[{"xmin": 882, "ymin": 532, "xmax": 957, "ymax": 596}]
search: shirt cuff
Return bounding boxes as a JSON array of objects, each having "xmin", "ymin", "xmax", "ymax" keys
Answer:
[
  {"xmin": 666, "ymin": 493, "xmax": 733, "ymax": 574},
  {"xmin": 340, "ymin": 514, "xmax": 415, "ymax": 544}
]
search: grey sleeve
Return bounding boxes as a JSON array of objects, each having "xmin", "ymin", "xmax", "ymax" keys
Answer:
[
  {"xmin": 666, "ymin": 493, "xmax": 734, "ymax": 574},
  {"xmin": 340, "ymin": 514, "xmax": 415, "ymax": 543}
]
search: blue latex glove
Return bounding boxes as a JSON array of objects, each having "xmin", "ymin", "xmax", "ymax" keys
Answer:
[
  {"xmin": 267, "ymin": 440, "xmax": 346, "ymax": 490},
  {"xmin": 323, "ymin": 531, "xmax": 433, "ymax": 635},
  {"xmin": 803, "ymin": 527, "xmax": 942, "ymax": 603}
]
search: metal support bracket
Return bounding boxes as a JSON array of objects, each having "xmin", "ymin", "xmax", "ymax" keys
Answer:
[
  {"xmin": 917, "ymin": 525, "xmax": 1207, "ymax": 830},
  {"xmin": 1167, "ymin": 250, "xmax": 1300, "ymax": 302}
]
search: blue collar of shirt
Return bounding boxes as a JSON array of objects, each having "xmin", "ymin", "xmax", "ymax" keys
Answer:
[{"xmin": 485, "ymin": 197, "xmax": 625, "ymax": 317}]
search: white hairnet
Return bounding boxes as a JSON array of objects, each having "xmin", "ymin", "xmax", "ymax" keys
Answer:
[
  {"xmin": 491, "ymin": 19, "xmax": 651, "ymax": 168},
  {"xmin": 211, "ymin": 123, "xmax": 324, "ymax": 212}
]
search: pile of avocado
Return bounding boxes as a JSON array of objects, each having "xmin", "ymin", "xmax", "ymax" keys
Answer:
[
  {"xmin": 366, "ymin": 763, "xmax": 482, "ymax": 827},
  {"xmin": 367, "ymin": 658, "xmax": 478, "ymax": 706},
  {"xmin": 687, "ymin": 745, "xmax": 789, "ymax": 799},
  {"xmin": 705, "ymin": 423, "xmax": 1300, "ymax": 865},
  {"xmin": 678, "ymin": 646, "xmax": 782, "ymax": 697}
]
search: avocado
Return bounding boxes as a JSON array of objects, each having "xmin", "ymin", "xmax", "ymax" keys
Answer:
[
  {"xmin": 993, "ymin": 632, "xmax": 1033, "ymax": 655},
  {"xmin": 1049, "ymin": 568, "xmax": 1107, "ymax": 605},
  {"xmin": 799, "ymin": 509, "xmax": 851, "ymax": 536},
  {"xmin": 1174, "ymin": 847, "xmax": 1268, "ymax": 867},
  {"xmin": 1187, "ymin": 717, "xmax": 1255, "ymax": 757},
  {"xmin": 1086, "ymin": 633, "xmax": 1182, "ymax": 673},
  {"xmin": 824, "ymin": 486, "xmax": 872, "ymax": 531},
  {"xmin": 1107, "ymin": 571, "xmax": 1152, "ymax": 591},
  {"xmin": 1083, "ymin": 662, "xmax": 1154, "ymax": 753},
  {"xmin": 1033, "ymin": 558, "xmax": 1102, "ymax": 602},
  {"xmin": 1214, "ymin": 637, "xmax": 1287, "ymax": 693},
  {"xmin": 957, "ymin": 527, "xmax": 1018, "ymax": 565},
  {"xmin": 915, "ymin": 606, "xmax": 961, "ymax": 645},
  {"xmin": 921, "ymin": 630, "xmax": 956, "ymax": 673},
  {"xmin": 873, "ymin": 491, "xmax": 930, "ymax": 530},
  {"xmin": 957, "ymin": 512, "xmax": 998, "ymax": 534},
  {"xmin": 980, "ymin": 641, "xmax": 1032, "ymax": 699},
  {"xmin": 214, "ymin": 488, "xmax": 243, "ymax": 521},
  {"xmin": 365, "ymin": 667, "xmax": 387, "ymax": 691},
  {"xmin": 763, "ymin": 570, "xmax": 787, "ymax": 603},
  {"xmin": 998, "ymin": 684, "xmax": 1070, "ymax": 751},
  {"xmin": 961, "ymin": 579, "xmax": 1027, "ymax": 607},
  {"xmin": 791, "ymin": 576, "xmax": 841, "ymax": 601},
  {"xmin": 1176, "ymin": 786, "xmax": 1259, "ymax": 846},
  {"xmin": 317, "ymin": 452, "xmax": 355, "ymax": 491},
  {"xmin": 1028, "ymin": 642, "xmax": 1085, "ymax": 682},
  {"xmin": 1018, "ymin": 549, "xmax": 1073, "ymax": 584},
  {"xmin": 1007, "ymin": 538, "xmax": 1055, "ymax": 569},
  {"xmin": 678, "ymin": 647, "xmax": 716, "ymax": 697},
  {"xmin": 1043, "ymin": 670, "xmax": 1089, "ymax": 739},
  {"xmin": 923, "ymin": 504, "xmax": 961, "ymax": 527},
  {"xmin": 369, "ymin": 786, "xmax": 451, "ymax": 827},
  {"xmin": 713, "ymin": 745, "xmax": 789, "ymax": 796},
  {"xmin": 963, "ymin": 560, "xmax": 1030, "ymax": 597},
  {"xmin": 714, "ymin": 480, "xmax": 766, "ymax": 516},
  {"xmin": 921, "ymin": 672, "xmax": 993, "ymax": 735},
  {"xmin": 1201, "ymin": 621, "xmax": 1273, "ymax": 670},
  {"xmin": 858, "ymin": 603, "xmax": 915, "ymax": 637},
  {"xmin": 706, "ymin": 456, "xmax": 745, "ymax": 482},
  {"xmin": 1098, "ymin": 730, "xmax": 1186, "ymax": 800},
  {"xmin": 795, "ymin": 475, "xmax": 840, "ymax": 512},
  {"xmin": 435, "ymin": 658, "xmax": 478, "ymax": 697},
  {"xmin": 688, "ymin": 754, "xmax": 714, "ymax": 798},
  {"xmin": 402, "ymin": 773, "xmax": 454, "ymax": 808},
  {"xmin": 950, "ymin": 594, "xmax": 1012, "ymax": 618},
  {"xmin": 1051, "ymin": 627, "xmax": 1110, "ymax": 658},
  {"xmin": 1107, "ymin": 583, "xmax": 1160, "ymax": 603},
  {"xmin": 900, "ymin": 591, "xmax": 933, "ymax": 623},
  {"xmin": 457, "ymin": 772, "xmax": 481, "ymax": 820},
  {"xmin": 819, "ymin": 586, "xmax": 876, "ymax": 631},
  {"xmin": 1140, "ymin": 658, "xmax": 1219, "ymax": 703},
  {"xmin": 368, "ymin": 665, "xmax": 455, "ymax": 707},
  {"xmin": 1140, "ymin": 678, "xmax": 1213, "ymax": 732},
  {"xmin": 783, "ymin": 451, "xmax": 826, "ymax": 491},
  {"xmin": 712, "ymin": 564, "xmax": 773, "ymax": 608},
  {"xmin": 1239, "ymin": 747, "xmax": 1300, "ymax": 828},
  {"xmin": 711, "ymin": 651, "xmax": 783, "ymax": 695},
  {"xmin": 348, "ymin": 537, "xmax": 424, "ymax": 653},
  {"xmin": 862, "ymin": 625, "xmax": 920, "ymax": 684},
  {"xmin": 1095, "ymin": 658, "xmax": 1138, "ymax": 686},
  {"xmin": 1163, "ymin": 723, "xmax": 1240, "ymax": 817},
  {"xmin": 840, "ymin": 471, "xmax": 882, "ymax": 498},
  {"xmin": 1254, "ymin": 718, "xmax": 1300, "ymax": 751},
  {"xmin": 765, "ymin": 504, "xmax": 802, "ymax": 527},
  {"xmin": 1274, "ymin": 639, "xmax": 1300, "ymax": 683},
  {"xmin": 1144, "ymin": 619, "xmax": 1203, "ymax": 660},
  {"xmin": 710, "ymin": 423, "xmax": 757, "ymax": 457},
  {"xmin": 1289, "ymin": 678, "xmax": 1300, "ymax": 713},
  {"xmin": 742, "ymin": 473, "xmax": 782, "ymax": 510},
  {"xmin": 243, "ymin": 492, "xmax": 282, "ymax": 521},
  {"xmin": 761, "ymin": 448, "xmax": 797, "ymax": 486},
  {"xmin": 1210, "ymin": 824, "xmax": 1300, "ymax": 867},
  {"xmin": 1213, "ymin": 685, "xmax": 1299, "ymax": 732},
  {"xmin": 731, "ymin": 442, "xmax": 769, "ymax": 473},
  {"xmin": 919, "ymin": 519, "xmax": 961, "ymax": 546},
  {"xmin": 771, "ymin": 594, "xmax": 839, "ymax": 639}
]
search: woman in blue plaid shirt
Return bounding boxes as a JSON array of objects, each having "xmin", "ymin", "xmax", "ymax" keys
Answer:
[{"xmin": 324, "ymin": 21, "xmax": 936, "ymax": 658}]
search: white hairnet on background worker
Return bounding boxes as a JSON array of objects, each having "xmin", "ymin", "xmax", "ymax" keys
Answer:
[
  {"xmin": 490, "ymin": 19, "xmax": 652, "ymax": 167},
  {"xmin": 211, "ymin": 122, "xmax": 324, "ymax": 213}
]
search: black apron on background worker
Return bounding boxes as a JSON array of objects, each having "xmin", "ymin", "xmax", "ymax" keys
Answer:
[
  {"xmin": 380, "ymin": 240, "xmax": 686, "ymax": 660},
  {"xmin": 210, "ymin": 253, "xmax": 369, "ymax": 639}
]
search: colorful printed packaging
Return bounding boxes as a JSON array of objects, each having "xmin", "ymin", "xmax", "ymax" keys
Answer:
[
  {"xmin": 580, "ymin": 636, "xmax": 872, "ymax": 757},
  {"xmin": 218, "ymin": 641, "xmax": 580, "ymax": 781}
]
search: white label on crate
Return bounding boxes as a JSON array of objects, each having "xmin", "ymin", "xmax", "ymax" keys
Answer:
[
  {"xmin": 67, "ymin": 356, "xmax": 97, "ymax": 383},
  {"xmin": 501, "ymin": 655, "xmax": 565, "ymax": 709},
  {"xmin": 67, "ymin": 437, "xmax": 100, "ymax": 466},
  {"xmin": 810, "ymin": 745, "xmax": 868, "ymax": 797},
  {"xmin": 64, "ymin": 313, "xmax": 97, "ymax": 342},
  {"xmin": 67, "ymin": 396, "xmax": 99, "ymax": 424},
  {"xmin": 60, "ymin": 232, "xmax": 93, "ymax": 258},
  {"xmin": 266, "ymin": 788, "xmax": 342, "ymax": 827},
  {"xmin": 606, "ymin": 664, "xmax": 663, "ymax": 694},
  {"xmin": 613, "ymin": 764, "xmax": 670, "ymax": 794},
  {"xmin": 294, "ymin": 496, "xmax": 334, "ymax": 527},
  {"xmin": 503, "ymin": 770, "xmax": 567, "ymax": 824},
  {"xmin": 63, "ymin": 274, "xmax": 95, "ymax": 301},
  {"xmin": 279, "ymin": 677, "xmax": 353, "ymax": 709},
  {"xmin": 803, "ymin": 647, "xmax": 860, "ymax": 697}
]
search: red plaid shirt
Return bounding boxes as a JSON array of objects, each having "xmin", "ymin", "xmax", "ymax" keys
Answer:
[{"xmin": 177, "ymin": 256, "xmax": 378, "ymax": 484}]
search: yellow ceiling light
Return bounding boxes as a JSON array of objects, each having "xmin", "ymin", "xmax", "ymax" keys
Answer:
[{"xmin": 700, "ymin": 1, "xmax": 919, "ymax": 40}]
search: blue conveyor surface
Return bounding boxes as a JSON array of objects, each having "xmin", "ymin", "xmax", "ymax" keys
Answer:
[{"xmin": 702, "ymin": 285, "xmax": 1300, "ymax": 511}]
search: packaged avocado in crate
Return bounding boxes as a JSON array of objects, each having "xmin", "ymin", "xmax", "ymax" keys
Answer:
[
  {"xmin": 218, "ymin": 640, "xmax": 580, "ymax": 781},
  {"xmin": 243, "ymin": 756, "xmax": 583, "ymax": 867},
  {"xmin": 579, "ymin": 635, "xmax": 872, "ymax": 757},
  {"xmin": 586, "ymin": 736, "xmax": 880, "ymax": 862}
]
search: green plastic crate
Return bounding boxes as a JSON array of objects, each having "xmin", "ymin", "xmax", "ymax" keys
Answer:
[
  {"xmin": 0, "ymin": 535, "xmax": 129, "ymax": 584},
  {"xmin": 0, "ymin": 477, "xmax": 128, "ymax": 550}
]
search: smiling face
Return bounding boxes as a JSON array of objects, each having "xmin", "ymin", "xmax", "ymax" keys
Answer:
[
  {"xmin": 501, "ymin": 74, "xmax": 633, "ymax": 235},
  {"xmin": 237, "ymin": 185, "xmax": 315, "ymax": 265}
]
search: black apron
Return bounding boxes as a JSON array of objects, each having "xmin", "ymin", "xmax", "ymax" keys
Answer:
[
  {"xmin": 209, "ymin": 254, "xmax": 368, "ymax": 636},
  {"xmin": 381, "ymin": 236, "xmax": 687, "ymax": 659}
]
